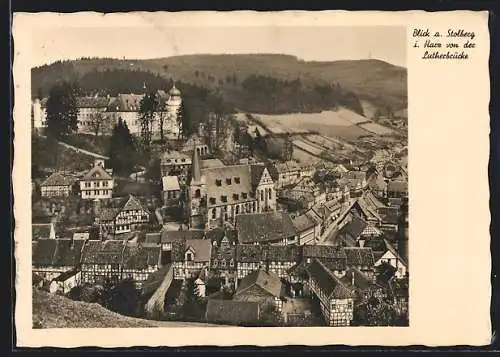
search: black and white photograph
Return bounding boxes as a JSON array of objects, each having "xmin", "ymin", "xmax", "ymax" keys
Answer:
[{"xmin": 27, "ymin": 21, "xmax": 410, "ymax": 329}]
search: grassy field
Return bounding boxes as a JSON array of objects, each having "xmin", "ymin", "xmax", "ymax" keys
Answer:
[
  {"xmin": 32, "ymin": 135, "xmax": 95, "ymax": 173},
  {"xmin": 32, "ymin": 288, "xmax": 225, "ymax": 328}
]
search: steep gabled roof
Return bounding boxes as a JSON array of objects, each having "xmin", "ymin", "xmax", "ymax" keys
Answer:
[
  {"xmin": 32, "ymin": 239, "xmax": 58, "ymax": 266},
  {"xmin": 82, "ymin": 165, "xmax": 112, "ymax": 181},
  {"xmin": 185, "ymin": 239, "xmax": 212, "ymax": 262},
  {"xmin": 235, "ymin": 212, "xmax": 296, "ymax": 244},
  {"xmin": 305, "ymin": 259, "xmax": 355, "ymax": 300},
  {"xmin": 342, "ymin": 247, "xmax": 375, "ymax": 268},
  {"xmin": 41, "ymin": 172, "xmax": 77, "ymax": 187},
  {"xmin": 235, "ymin": 268, "xmax": 283, "ymax": 298}
]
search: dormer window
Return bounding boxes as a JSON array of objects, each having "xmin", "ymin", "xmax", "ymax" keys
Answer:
[
  {"xmin": 226, "ymin": 178, "xmax": 232, "ymax": 185},
  {"xmin": 216, "ymin": 179, "xmax": 222, "ymax": 186},
  {"xmin": 235, "ymin": 177, "xmax": 240, "ymax": 184},
  {"xmin": 186, "ymin": 252, "xmax": 193, "ymax": 261},
  {"xmin": 233, "ymin": 194, "xmax": 239, "ymax": 201},
  {"xmin": 221, "ymin": 195, "xmax": 227, "ymax": 203}
]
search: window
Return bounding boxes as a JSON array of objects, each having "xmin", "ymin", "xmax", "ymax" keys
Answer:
[
  {"xmin": 235, "ymin": 205, "xmax": 239, "ymax": 214},
  {"xmin": 221, "ymin": 259, "xmax": 226, "ymax": 268},
  {"xmin": 242, "ymin": 192, "xmax": 248, "ymax": 199},
  {"xmin": 233, "ymin": 194, "xmax": 239, "ymax": 201},
  {"xmin": 210, "ymin": 197, "xmax": 216, "ymax": 205},
  {"xmin": 213, "ymin": 260, "xmax": 218, "ymax": 268},
  {"xmin": 221, "ymin": 195, "xmax": 227, "ymax": 203},
  {"xmin": 268, "ymin": 189, "xmax": 272, "ymax": 199},
  {"xmin": 216, "ymin": 179, "xmax": 222, "ymax": 186},
  {"xmin": 252, "ymin": 202, "xmax": 256, "ymax": 212},
  {"xmin": 223, "ymin": 206, "xmax": 227, "ymax": 212},
  {"xmin": 230, "ymin": 259, "xmax": 235, "ymax": 267},
  {"xmin": 260, "ymin": 190, "xmax": 264, "ymax": 200},
  {"xmin": 186, "ymin": 253, "xmax": 193, "ymax": 261},
  {"xmin": 195, "ymin": 189, "xmax": 201, "ymax": 198},
  {"xmin": 226, "ymin": 178, "xmax": 232, "ymax": 185},
  {"xmin": 212, "ymin": 208, "xmax": 216, "ymax": 219},
  {"xmin": 224, "ymin": 213, "xmax": 228, "ymax": 221},
  {"xmin": 235, "ymin": 177, "xmax": 240, "ymax": 184}
]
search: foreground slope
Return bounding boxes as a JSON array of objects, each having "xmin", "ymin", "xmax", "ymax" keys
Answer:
[{"xmin": 32, "ymin": 288, "xmax": 223, "ymax": 328}]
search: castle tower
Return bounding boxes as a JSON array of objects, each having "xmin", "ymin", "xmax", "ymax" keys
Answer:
[
  {"xmin": 166, "ymin": 81, "xmax": 182, "ymax": 138},
  {"xmin": 187, "ymin": 148, "xmax": 205, "ymax": 228}
]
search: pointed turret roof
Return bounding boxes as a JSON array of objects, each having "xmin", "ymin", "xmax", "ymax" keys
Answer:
[{"xmin": 191, "ymin": 148, "xmax": 202, "ymax": 184}]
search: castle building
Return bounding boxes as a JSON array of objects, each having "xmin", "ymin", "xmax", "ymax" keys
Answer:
[
  {"xmin": 186, "ymin": 150, "xmax": 277, "ymax": 230},
  {"xmin": 32, "ymin": 83, "xmax": 182, "ymax": 138}
]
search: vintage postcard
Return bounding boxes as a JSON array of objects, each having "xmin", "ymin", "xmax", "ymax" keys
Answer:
[{"xmin": 13, "ymin": 10, "xmax": 491, "ymax": 347}]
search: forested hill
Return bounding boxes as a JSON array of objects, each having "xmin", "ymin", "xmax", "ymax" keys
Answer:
[{"xmin": 32, "ymin": 54, "xmax": 407, "ymax": 116}]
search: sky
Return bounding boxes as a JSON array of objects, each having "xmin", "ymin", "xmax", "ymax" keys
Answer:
[{"xmin": 32, "ymin": 26, "xmax": 407, "ymax": 68}]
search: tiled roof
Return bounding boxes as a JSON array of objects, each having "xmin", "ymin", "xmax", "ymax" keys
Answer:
[
  {"xmin": 275, "ymin": 160, "xmax": 301, "ymax": 173},
  {"xmin": 206, "ymin": 228, "xmax": 237, "ymax": 245},
  {"xmin": 235, "ymin": 212, "xmax": 296, "ymax": 244},
  {"xmin": 292, "ymin": 214, "xmax": 316, "ymax": 233},
  {"xmin": 303, "ymin": 245, "xmax": 346, "ymax": 259},
  {"xmin": 162, "ymin": 176, "xmax": 180, "ymax": 191},
  {"xmin": 235, "ymin": 245, "xmax": 263, "ymax": 263},
  {"xmin": 160, "ymin": 229, "xmax": 205, "ymax": 243},
  {"xmin": 32, "ymin": 239, "xmax": 57, "ymax": 266},
  {"xmin": 235, "ymin": 268, "xmax": 283, "ymax": 298},
  {"xmin": 342, "ymin": 247, "xmax": 375, "ymax": 268},
  {"xmin": 80, "ymin": 240, "xmax": 125, "ymax": 265},
  {"xmin": 339, "ymin": 216, "xmax": 368, "ymax": 240},
  {"xmin": 265, "ymin": 164, "xmax": 279, "ymax": 182},
  {"xmin": 185, "ymin": 239, "xmax": 212, "ymax": 262},
  {"xmin": 122, "ymin": 194, "xmax": 148, "ymax": 212},
  {"xmin": 76, "ymin": 96, "xmax": 111, "ymax": 108},
  {"xmin": 340, "ymin": 267, "xmax": 378, "ymax": 293},
  {"xmin": 263, "ymin": 245, "xmax": 301, "ymax": 262},
  {"xmin": 108, "ymin": 93, "xmax": 144, "ymax": 112},
  {"xmin": 53, "ymin": 238, "xmax": 85, "ymax": 267},
  {"xmin": 387, "ymin": 180, "xmax": 408, "ymax": 193},
  {"xmin": 305, "ymin": 259, "xmax": 355, "ymax": 300},
  {"xmin": 171, "ymin": 240, "xmax": 186, "ymax": 262},
  {"xmin": 205, "ymin": 299, "xmax": 260, "ymax": 325},
  {"xmin": 122, "ymin": 244, "xmax": 161, "ymax": 270},
  {"xmin": 145, "ymin": 232, "xmax": 161, "ymax": 244},
  {"xmin": 82, "ymin": 165, "xmax": 113, "ymax": 181},
  {"xmin": 41, "ymin": 172, "xmax": 77, "ymax": 187},
  {"xmin": 99, "ymin": 208, "xmax": 121, "ymax": 222},
  {"xmin": 201, "ymin": 159, "xmax": 226, "ymax": 169}
]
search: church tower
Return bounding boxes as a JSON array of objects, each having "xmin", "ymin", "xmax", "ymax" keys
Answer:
[{"xmin": 187, "ymin": 148, "xmax": 206, "ymax": 229}]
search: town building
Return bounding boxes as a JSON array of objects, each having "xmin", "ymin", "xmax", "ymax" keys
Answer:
[
  {"xmin": 49, "ymin": 270, "xmax": 81, "ymax": 294},
  {"xmin": 120, "ymin": 243, "xmax": 162, "ymax": 287},
  {"xmin": 269, "ymin": 160, "xmax": 302, "ymax": 188},
  {"xmin": 235, "ymin": 211, "xmax": 297, "ymax": 245},
  {"xmin": 233, "ymin": 268, "xmax": 285, "ymax": 312},
  {"xmin": 80, "ymin": 240, "xmax": 125, "ymax": 284},
  {"xmin": 145, "ymin": 229, "xmax": 205, "ymax": 266},
  {"xmin": 170, "ymin": 238, "xmax": 212, "ymax": 280},
  {"xmin": 75, "ymin": 96, "xmax": 112, "ymax": 135},
  {"xmin": 40, "ymin": 172, "xmax": 78, "ymax": 198},
  {"xmin": 373, "ymin": 239, "xmax": 408, "ymax": 279},
  {"xmin": 32, "ymin": 237, "xmax": 86, "ymax": 282},
  {"xmin": 162, "ymin": 176, "xmax": 181, "ymax": 207},
  {"xmin": 160, "ymin": 150, "xmax": 192, "ymax": 186},
  {"xmin": 96, "ymin": 194, "xmax": 151, "ymax": 236},
  {"xmin": 280, "ymin": 176, "xmax": 326, "ymax": 209},
  {"xmin": 342, "ymin": 247, "xmax": 376, "ymax": 281},
  {"xmin": 304, "ymin": 259, "xmax": 355, "ymax": 326},
  {"xmin": 187, "ymin": 149, "xmax": 277, "ymax": 229},
  {"xmin": 79, "ymin": 162, "xmax": 114, "ymax": 200},
  {"xmin": 207, "ymin": 228, "xmax": 237, "ymax": 280}
]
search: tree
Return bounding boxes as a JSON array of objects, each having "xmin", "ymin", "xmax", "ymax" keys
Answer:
[
  {"xmin": 138, "ymin": 92, "xmax": 159, "ymax": 152},
  {"xmin": 45, "ymin": 81, "xmax": 79, "ymax": 138},
  {"xmin": 176, "ymin": 100, "xmax": 189, "ymax": 140},
  {"xmin": 352, "ymin": 296, "xmax": 398, "ymax": 326},
  {"xmin": 145, "ymin": 157, "xmax": 161, "ymax": 185},
  {"xmin": 108, "ymin": 118, "xmax": 137, "ymax": 176},
  {"xmin": 88, "ymin": 111, "xmax": 106, "ymax": 136}
]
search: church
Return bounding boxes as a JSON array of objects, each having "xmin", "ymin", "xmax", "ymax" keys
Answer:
[{"xmin": 186, "ymin": 149, "xmax": 277, "ymax": 230}]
